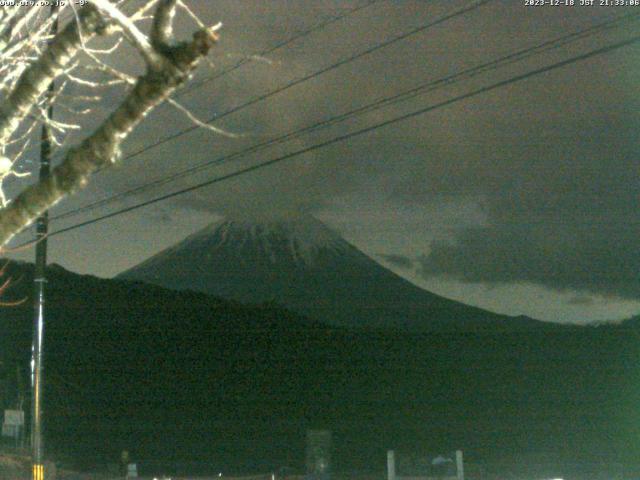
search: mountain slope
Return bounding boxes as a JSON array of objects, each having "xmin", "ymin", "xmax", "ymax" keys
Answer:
[
  {"xmin": 119, "ymin": 215, "xmax": 548, "ymax": 331},
  {"xmin": 0, "ymin": 261, "xmax": 637, "ymax": 475}
]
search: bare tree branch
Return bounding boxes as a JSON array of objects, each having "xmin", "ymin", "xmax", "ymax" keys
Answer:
[
  {"xmin": 167, "ymin": 97, "xmax": 238, "ymax": 138},
  {"xmin": 89, "ymin": 0, "xmax": 163, "ymax": 68},
  {"xmin": 151, "ymin": 0, "xmax": 178, "ymax": 49},
  {"xmin": 0, "ymin": 4, "xmax": 111, "ymax": 147},
  {"xmin": 0, "ymin": 13, "xmax": 219, "ymax": 246}
]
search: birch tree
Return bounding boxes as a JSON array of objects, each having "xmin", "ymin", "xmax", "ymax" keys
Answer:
[{"xmin": 0, "ymin": 0, "xmax": 221, "ymax": 247}]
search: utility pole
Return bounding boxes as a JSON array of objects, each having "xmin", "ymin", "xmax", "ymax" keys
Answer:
[{"xmin": 31, "ymin": 5, "xmax": 58, "ymax": 480}]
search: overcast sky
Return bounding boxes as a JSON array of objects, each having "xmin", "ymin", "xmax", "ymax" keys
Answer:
[{"xmin": 5, "ymin": 0, "xmax": 640, "ymax": 324}]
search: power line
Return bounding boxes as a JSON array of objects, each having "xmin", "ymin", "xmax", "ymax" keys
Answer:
[
  {"xmin": 176, "ymin": 0, "xmax": 384, "ymax": 98},
  {"xmin": 14, "ymin": 0, "xmax": 490, "ymax": 190},
  {"xmin": 17, "ymin": 0, "xmax": 379, "ymax": 162},
  {"xmin": 51, "ymin": 9, "xmax": 640, "ymax": 222},
  {"xmin": 21, "ymin": 31, "xmax": 640, "ymax": 245},
  {"xmin": 95, "ymin": 0, "xmax": 494, "ymax": 170},
  {"xmin": 52, "ymin": 0, "xmax": 498, "ymax": 220}
]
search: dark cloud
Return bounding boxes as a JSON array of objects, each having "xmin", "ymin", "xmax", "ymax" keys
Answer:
[
  {"xmin": 568, "ymin": 296, "xmax": 595, "ymax": 306},
  {"xmin": 418, "ymin": 217, "xmax": 640, "ymax": 300},
  {"xmin": 414, "ymin": 119, "xmax": 640, "ymax": 300},
  {"xmin": 413, "ymin": 110, "xmax": 640, "ymax": 300},
  {"xmin": 387, "ymin": 15, "xmax": 640, "ymax": 302}
]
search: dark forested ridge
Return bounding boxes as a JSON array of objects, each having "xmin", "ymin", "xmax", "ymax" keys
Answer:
[{"xmin": 0, "ymin": 261, "xmax": 638, "ymax": 474}]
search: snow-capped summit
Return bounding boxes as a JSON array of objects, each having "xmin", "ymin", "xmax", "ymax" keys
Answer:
[
  {"xmin": 200, "ymin": 215, "xmax": 347, "ymax": 265},
  {"xmin": 119, "ymin": 214, "xmax": 545, "ymax": 331}
]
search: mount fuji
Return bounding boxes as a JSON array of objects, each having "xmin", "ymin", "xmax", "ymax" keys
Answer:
[{"xmin": 119, "ymin": 215, "xmax": 549, "ymax": 331}]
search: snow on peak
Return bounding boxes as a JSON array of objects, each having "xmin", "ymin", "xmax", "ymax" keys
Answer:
[
  {"xmin": 235, "ymin": 215, "xmax": 339, "ymax": 245},
  {"xmin": 208, "ymin": 214, "xmax": 346, "ymax": 265}
]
